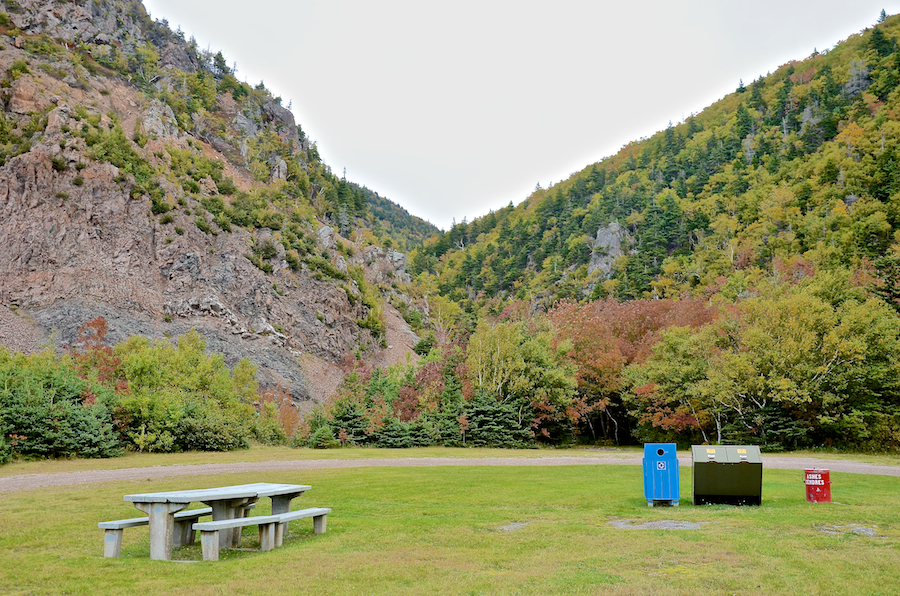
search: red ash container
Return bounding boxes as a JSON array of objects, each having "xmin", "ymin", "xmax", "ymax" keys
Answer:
[{"xmin": 804, "ymin": 468, "xmax": 832, "ymax": 503}]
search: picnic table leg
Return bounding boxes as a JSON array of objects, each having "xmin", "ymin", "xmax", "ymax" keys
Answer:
[
  {"xmin": 259, "ymin": 522, "xmax": 277, "ymax": 551},
  {"xmin": 103, "ymin": 529, "xmax": 124, "ymax": 558},
  {"xmin": 133, "ymin": 502, "xmax": 189, "ymax": 561},
  {"xmin": 233, "ymin": 500, "xmax": 255, "ymax": 547},
  {"xmin": 203, "ymin": 498, "xmax": 256, "ymax": 549},
  {"xmin": 270, "ymin": 492, "xmax": 304, "ymax": 547},
  {"xmin": 199, "ymin": 530, "xmax": 220, "ymax": 561},
  {"xmin": 174, "ymin": 518, "xmax": 197, "ymax": 547},
  {"xmin": 313, "ymin": 513, "xmax": 327, "ymax": 535}
]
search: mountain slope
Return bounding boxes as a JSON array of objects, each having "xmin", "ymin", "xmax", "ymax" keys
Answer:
[
  {"xmin": 0, "ymin": 0, "xmax": 431, "ymax": 403},
  {"xmin": 412, "ymin": 15, "xmax": 900, "ymax": 311}
]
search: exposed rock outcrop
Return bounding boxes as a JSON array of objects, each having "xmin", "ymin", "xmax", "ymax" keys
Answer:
[
  {"xmin": 0, "ymin": 0, "xmax": 418, "ymax": 405},
  {"xmin": 588, "ymin": 222, "xmax": 630, "ymax": 277}
]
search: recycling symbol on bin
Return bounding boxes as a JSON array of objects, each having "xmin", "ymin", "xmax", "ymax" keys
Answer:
[{"xmin": 657, "ymin": 461, "xmax": 667, "ymax": 471}]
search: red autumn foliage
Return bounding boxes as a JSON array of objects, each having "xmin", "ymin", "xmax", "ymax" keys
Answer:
[
  {"xmin": 531, "ymin": 400, "xmax": 559, "ymax": 436},
  {"xmin": 552, "ymin": 298, "xmax": 717, "ymax": 376},
  {"xmin": 391, "ymin": 340, "xmax": 470, "ymax": 422},
  {"xmin": 496, "ymin": 300, "xmax": 534, "ymax": 324},
  {"xmin": 394, "ymin": 386, "xmax": 420, "ymax": 422},
  {"xmin": 773, "ymin": 257, "xmax": 817, "ymax": 283},
  {"xmin": 257, "ymin": 383, "xmax": 301, "ymax": 437},
  {"xmin": 789, "ymin": 67, "xmax": 816, "ymax": 85},
  {"xmin": 550, "ymin": 297, "xmax": 717, "ymax": 436},
  {"xmin": 70, "ymin": 316, "xmax": 128, "ymax": 401},
  {"xmin": 631, "ymin": 382, "xmax": 698, "ymax": 431}
]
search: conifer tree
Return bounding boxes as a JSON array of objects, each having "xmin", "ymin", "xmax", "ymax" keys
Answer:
[{"xmin": 748, "ymin": 78, "xmax": 766, "ymax": 112}]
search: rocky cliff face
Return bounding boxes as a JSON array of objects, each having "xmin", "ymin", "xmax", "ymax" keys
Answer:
[
  {"xmin": 5, "ymin": 0, "xmax": 199, "ymax": 71},
  {"xmin": 588, "ymin": 222, "xmax": 630, "ymax": 277},
  {"xmin": 0, "ymin": 0, "xmax": 420, "ymax": 404}
]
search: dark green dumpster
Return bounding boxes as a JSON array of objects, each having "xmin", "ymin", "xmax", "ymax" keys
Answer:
[{"xmin": 691, "ymin": 445, "xmax": 762, "ymax": 505}]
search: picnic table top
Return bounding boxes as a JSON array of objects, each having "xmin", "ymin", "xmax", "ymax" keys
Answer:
[{"xmin": 123, "ymin": 483, "xmax": 312, "ymax": 504}]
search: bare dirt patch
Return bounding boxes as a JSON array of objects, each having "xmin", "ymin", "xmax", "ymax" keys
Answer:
[
  {"xmin": 497, "ymin": 522, "xmax": 530, "ymax": 532},
  {"xmin": 297, "ymin": 353, "xmax": 345, "ymax": 412},
  {"xmin": 818, "ymin": 524, "xmax": 883, "ymax": 537},
  {"xmin": 609, "ymin": 519, "xmax": 707, "ymax": 530},
  {"xmin": 296, "ymin": 303, "xmax": 419, "ymax": 411},
  {"xmin": 370, "ymin": 303, "xmax": 420, "ymax": 370}
]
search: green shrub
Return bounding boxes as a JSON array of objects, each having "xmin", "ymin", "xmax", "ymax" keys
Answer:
[
  {"xmin": 306, "ymin": 254, "xmax": 348, "ymax": 280},
  {"xmin": 24, "ymin": 34, "xmax": 64, "ymax": 57},
  {"xmin": 256, "ymin": 238, "xmax": 278, "ymax": 259},
  {"xmin": 201, "ymin": 195, "xmax": 226, "ymax": 215},
  {"xmin": 357, "ymin": 310, "xmax": 386, "ymax": 339},
  {"xmin": 253, "ymin": 401, "xmax": 286, "ymax": 445},
  {"xmin": 247, "ymin": 252, "xmax": 273, "ymax": 274},
  {"xmin": 176, "ymin": 399, "xmax": 250, "ymax": 451},
  {"xmin": 0, "ymin": 349, "xmax": 122, "ymax": 459},
  {"xmin": 115, "ymin": 390, "xmax": 181, "ymax": 453},
  {"xmin": 217, "ymin": 176, "xmax": 237, "ymax": 195},
  {"xmin": 195, "ymin": 216, "xmax": 214, "ymax": 235},
  {"xmin": 7, "ymin": 59, "xmax": 29, "ymax": 80},
  {"xmin": 180, "ymin": 178, "xmax": 200, "ymax": 193},
  {"xmin": 256, "ymin": 210, "xmax": 284, "ymax": 230},
  {"xmin": 0, "ymin": 434, "xmax": 10, "ymax": 464},
  {"xmin": 151, "ymin": 195, "xmax": 171, "ymax": 215},
  {"xmin": 82, "ymin": 120, "xmax": 155, "ymax": 192},
  {"xmin": 214, "ymin": 213, "xmax": 232, "ymax": 232},
  {"xmin": 375, "ymin": 419, "xmax": 415, "ymax": 448},
  {"xmin": 37, "ymin": 62, "xmax": 66, "ymax": 79},
  {"xmin": 112, "ymin": 332, "xmax": 257, "ymax": 453},
  {"xmin": 308, "ymin": 425, "xmax": 340, "ymax": 449},
  {"xmin": 464, "ymin": 390, "xmax": 533, "ymax": 448},
  {"xmin": 413, "ymin": 333, "xmax": 435, "ymax": 356},
  {"xmin": 285, "ymin": 250, "xmax": 300, "ymax": 270}
]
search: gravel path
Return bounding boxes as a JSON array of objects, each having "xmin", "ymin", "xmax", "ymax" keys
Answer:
[{"xmin": 1, "ymin": 454, "xmax": 897, "ymax": 493}]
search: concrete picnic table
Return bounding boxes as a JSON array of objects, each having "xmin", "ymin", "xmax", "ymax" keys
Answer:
[{"xmin": 123, "ymin": 482, "xmax": 311, "ymax": 560}]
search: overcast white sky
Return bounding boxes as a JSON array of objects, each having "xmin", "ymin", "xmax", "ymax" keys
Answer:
[{"xmin": 143, "ymin": 0, "xmax": 898, "ymax": 230}]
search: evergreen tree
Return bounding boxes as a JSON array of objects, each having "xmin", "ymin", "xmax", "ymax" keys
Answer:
[
  {"xmin": 464, "ymin": 391, "xmax": 532, "ymax": 448},
  {"xmin": 869, "ymin": 27, "xmax": 893, "ymax": 57},
  {"xmin": 873, "ymin": 254, "xmax": 900, "ymax": 313},
  {"xmin": 749, "ymin": 78, "xmax": 767, "ymax": 112},
  {"xmin": 735, "ymin": 103, "xmax": 753, "ymax": 139}
]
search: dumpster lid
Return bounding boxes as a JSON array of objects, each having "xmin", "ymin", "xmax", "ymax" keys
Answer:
[{"xmin": 691, "ymin": 445, "xmax": 761, "ymax": 463}]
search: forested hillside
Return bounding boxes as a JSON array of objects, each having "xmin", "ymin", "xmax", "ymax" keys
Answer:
[
  {"xmin": 301, "ymin": 12, "xmax": 900, "ymax": 452},
  {"xmin": 414, "ymin": 18, "xmax": 900, "ymax": 307}
]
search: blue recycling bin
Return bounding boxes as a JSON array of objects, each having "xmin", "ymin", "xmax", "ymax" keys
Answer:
[{"xmin": 642, "ymin": 443, "xmax": 680, "ymax": 506}]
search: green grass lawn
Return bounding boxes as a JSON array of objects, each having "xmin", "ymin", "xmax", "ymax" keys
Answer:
[{"xmin": 1, "ymin": 454, "xmax": 898, "ymax": 595}]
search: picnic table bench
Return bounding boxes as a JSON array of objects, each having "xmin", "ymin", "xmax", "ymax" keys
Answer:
[
  {"xmin": 99, "ymin": 483, "xmax": 322, "ymax": 560},
  {"xmin": 98, "ymin": 504, "xmax": 258, "ymax": 558},
  {"xmin": 193, "ymin": 507, "xmax": 331, "ymax": 561}
]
